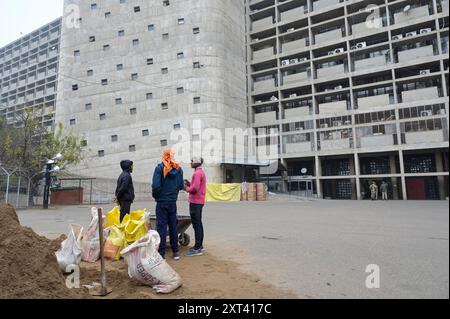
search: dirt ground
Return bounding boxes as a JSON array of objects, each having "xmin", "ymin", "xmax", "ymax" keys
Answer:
[
  {"xmin": 0, "ymin": 202, "xmax": 296, "ymax": 299},
  {"xmin": 80, "ymin": 245, "xmax": 297, "ymax": 299}
]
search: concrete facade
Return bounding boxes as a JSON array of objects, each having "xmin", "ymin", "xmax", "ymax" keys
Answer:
[
  {"xmin": 55, "ymin": 0, "xmax": 247, "ymax": 183},
  {"xmin": 1, "ymin": 0, "xmax": 449, "ymax": 200},
  {"xmin": 0, "ymin": 19, "xmax": 61, "ymax": 127},
  {"xmin": 247, "ymin": 0, "xmax": 449, "ymax": 200}
]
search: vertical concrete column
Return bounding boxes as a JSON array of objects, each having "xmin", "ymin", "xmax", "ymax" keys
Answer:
[
  {"xmin": 398, "ymin": 150, "xmax": 407, "ymax": 200},
  {"xmin": 349, "ymin": 155, "xmax": 357, "ymax": 200},
  {"xmin": 435, "ymin": 150, "xmax": 446, "ymax": 200},
  {"xmin": 354, "ymin": 153, "xmax": 361, "ymax": 200},
  {"xmin": 315, "ymin": 155, "xmax": 322, "ymax": 198},
  {"xmin": 389, "ymin": 154, "xmax": 399, "ymax": 200},
  {"xmin": 281, "ymin": 158, "xmax": 289, "ymax": 193}
]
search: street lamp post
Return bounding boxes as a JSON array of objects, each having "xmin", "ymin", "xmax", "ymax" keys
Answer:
[{"xmin": 42, "ymin": 153, "xmax": 62, "ymax": 209}]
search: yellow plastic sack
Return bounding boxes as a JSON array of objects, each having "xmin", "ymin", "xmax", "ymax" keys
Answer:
[
  {"xmin": 104, "ymin": 226, "xmax": 126, "ymax": 261},
  {"xmin": 105, "ymin": 207, "xmax": 147, "ymax": 228},
  {"xmin": 124, "ymin": 220, "xmax": 148, "ymax": 244},
  {"xmin": 206, "ymin": 183, "xmax": 242, "ymax": 202},
  {"xmin": 130, "ymin": 209, "xmax": 146, "ymax": 221},
  {"xmin": 105, "ymin": 206, "xmax": 121, "ymax": 228}
]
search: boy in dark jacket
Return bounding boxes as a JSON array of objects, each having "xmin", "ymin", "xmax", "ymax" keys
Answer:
[
  {"xmin": 152, "ymin": 149, "xmax": 184, "ymax": 260},
  {"xmin": 115, "ymin": 160, "xmax": 135, "ymax": 223}
]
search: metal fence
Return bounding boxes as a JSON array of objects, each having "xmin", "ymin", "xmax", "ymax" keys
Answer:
[
  {"xmin": 57, "ymin": 175, "xmax": 154, "ymax": 204},
  {"xmin": 0, "ymin": 166, "xmax": 34, "ymax": 208}
]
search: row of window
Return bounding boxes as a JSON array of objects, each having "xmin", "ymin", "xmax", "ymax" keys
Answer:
[
  {"xmin": 92, "ymin": 134, "xmax": 205, "ymax": 158},
  {"xmin": 72, "ymin": 94, "xmax": 201, "ymax": 115},
  {"xmin": 87, "ymin": 126, "xmax": 182, "ymax": 144},
  {"xmin": 95, "ymin": 138, "xmax": 170, "ymax": 157},
  {"xmin": 70, "ymin": 95, "xmax": 201, "ymax": 123},
  {"xmin": 91, "ymin": 0, "xmax": 171, "ymax": 10},
  {"xmin": 87, "ymin": 25, "xmax": 199, "ymax": 44},
  {"xmin": 71, "ymin": 61, "xmax": 203, "ymax": 91}
]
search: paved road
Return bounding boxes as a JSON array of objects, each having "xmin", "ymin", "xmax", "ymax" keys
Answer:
[{"xmin": 17, "ymin": 198, "xmax": 449, "ymax": 299}]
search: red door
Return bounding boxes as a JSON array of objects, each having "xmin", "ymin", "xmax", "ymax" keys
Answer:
[{"xmin": 406, "ymin": 178, "xmax": 426, "ymax": 200}]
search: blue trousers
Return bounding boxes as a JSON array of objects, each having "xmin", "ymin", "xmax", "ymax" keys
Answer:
[{"xmin": 156, "ymin": 201, "xmax": 179, "ymax": 257}]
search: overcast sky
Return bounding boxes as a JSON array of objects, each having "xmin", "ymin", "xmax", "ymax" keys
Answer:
[{"xmin": 0, "ymin": 0, "xmax": 63, "ymax": 47}]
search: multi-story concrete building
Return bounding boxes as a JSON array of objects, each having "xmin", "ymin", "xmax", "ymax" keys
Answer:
[
  {"xmin": 247, "ymin": 0, "xmax": 449, "ymax": 200},
  {"xmin": 55, "ymin": 0, "xmax": 247, "ymax": 183},
  {"xmin": 0, "ymin": 18, "xmax": 61, "ymax": 127},
  {"xmin": 1, "ymin": 0, "xmax": 448, "ymax": 200}
]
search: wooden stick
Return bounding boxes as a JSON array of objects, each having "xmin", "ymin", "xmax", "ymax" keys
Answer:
[{"xmin": 97, "ymin": 207, "xmax": 107, "ymax": 295}]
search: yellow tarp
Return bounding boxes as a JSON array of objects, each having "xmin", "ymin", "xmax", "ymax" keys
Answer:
[{"xmin": 206, "ymin": 183, "xmax": 241, "ymax": 202}]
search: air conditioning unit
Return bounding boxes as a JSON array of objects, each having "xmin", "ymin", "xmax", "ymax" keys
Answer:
[
  {"xmin": 290, "ymin": 93, "xmax": 297, "ymax": 98},
  {"xmin": 392, "ymin": 34, "xmax": 403, "ymax": 40},
  {"xmin": 270, "ymin": 96, "xmax": 278, "ymax": 101},
  {"xmin": 420, "ymin": 28, "xmax": 432, "ymax": 34},
  {"xmin": 350, "ymin": 45, "xmax": 358, "ymax": 50},
  {"xmin": 287, "ymin": 28, "xmax": 296, "ymax": 33},
  {"xmin": 299, "ymin": 57, "xmax": 308, "ymax": 62},
  {"xmin": 335, "ymin": 48, "xmax": 345, "ymax": 54},
  {"xmin": 282, "ymin": 59, "xmax": 290, "ymax": 66},
  {"xmin": 290, "ymin": 58, "xmax": 299, "ymax": 64},
  {"xmin": 440, "ymin": 109, "xmax": 446, "ymax": 115},
  {"xmin": 324, "ymin": 88, "xmax": 333, "ymax": 92},
  {"xmin": 328, "ymin": 51, "xmax": 335, "ymax": 56},
  {"xmin": 333, "ymin": 121, "xmax": 343, "ymax": 126},
  {"xmin": 420, "ymin": 69, "xmax": 431, "ymax": 75},
  {"xmin": 334, "ymin": 85, "xmax": 343, "ymax": 90},
  {"xmin": 320, "ymin": 123, "xmax": 329, "ymax": 128},
  {"xmin": 420, "ymin": 110, "xmax": 432, "ymax": 117},
  {"xmin": 405, "ymin": 31, "xmax": 417, "ymax": 37},
  {"xmin": 252, "ymin": 38, "xmax": 259, "ymax": 42},
  {"xmin": 356, "ymin": 42, "xmax": 367, "ymax": 48},
  {"xmin": 256, "ymin": 100, "xmax": 262, "ymax": 104}
]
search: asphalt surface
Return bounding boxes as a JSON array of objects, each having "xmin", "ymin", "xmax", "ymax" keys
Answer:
[{"xmin": 17, "ymin": 198, "xmax": 449, "ymax": 299}]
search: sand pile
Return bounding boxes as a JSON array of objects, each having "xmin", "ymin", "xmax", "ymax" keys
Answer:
[{"xmin": 0, "ymin": 203, "xmax": 87, "ymax": 298}]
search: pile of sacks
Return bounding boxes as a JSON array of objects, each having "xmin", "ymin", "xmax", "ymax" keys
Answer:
[{"xmin": 55, "ymin": 207, "xmax": 182, "ymax": 294}]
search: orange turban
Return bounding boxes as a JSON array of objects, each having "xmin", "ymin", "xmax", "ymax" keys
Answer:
[{"xmin": 162, "ymin": 149, "xmax": 180, "ymax": 178}]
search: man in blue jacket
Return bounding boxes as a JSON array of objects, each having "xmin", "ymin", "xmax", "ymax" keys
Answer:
[
  {"xmin": 152, "ymin": 149, "xmax": 184, "ymax": 260},
  {"xmin": 115, "ymin": 160, "xmax": 135, "ymax": 223}
]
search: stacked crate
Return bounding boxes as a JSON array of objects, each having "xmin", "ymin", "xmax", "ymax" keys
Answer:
[
  {"xmin": 241, "ymin": 182, "xmax": 267, "ymax": 201},
  {"xmin": 256, "ymin": 183, "xmax": 267, "ymax": 201},
  {"xmin": 247, "ymin": 183, "xmax": 257, "ymax": 201}
]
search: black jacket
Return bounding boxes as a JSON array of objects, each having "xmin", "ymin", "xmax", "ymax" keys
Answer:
[{"xmin": 115, "ymin": 160, "xmax": 135, "ymax": 202}]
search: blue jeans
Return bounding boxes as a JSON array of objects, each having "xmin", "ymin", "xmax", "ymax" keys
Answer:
[
  {"xmin": 189, "ymin": 203, "xmax": 204, "ymax": 250},
  {"xmin": 156, "ymin": 201, "xmax": 179, "ymax": 257}
]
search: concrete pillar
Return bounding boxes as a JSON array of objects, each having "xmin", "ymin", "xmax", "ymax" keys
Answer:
[
  {"xmin": 389, "ymin": 154, "xmax": 399, "ymax": 200},
  {"xmin": 398, "ymin": 150, "xmax": 408, "ymax": 200},
  {"xmin": 435, "ymin": 150, "xmax": 446, "ymax": 200},
  {"xmin": 354, "ymin": 153, "xmax": 361, "ymax": 200},
  {"xmin": 348, "ymin": 156, "xmax": 356, "ymax": 200},
  {"xmin": 281, "ymin": 158, "xmax": 288, "ymax": 193},
  {"xmin": 315, "ymin": 155, "xmax": 322, "ymax": 198}
]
